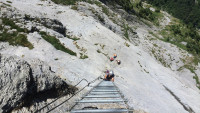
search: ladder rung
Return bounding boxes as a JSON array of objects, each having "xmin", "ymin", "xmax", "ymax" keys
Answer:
[
  {"xmin": 71, "ymin": 109, "xmax": 128, "ymax": 113},
  {"xmin": 84, "ymin": 95, "xmax": 120, "ymax": 98},
  {"xmin": 95, "ymin": 88, "xmax": 116, "ymax": 89},
  {"xmin": 92, "ymin": 90, "xmax": 119, "ymax": 92},
  {"xmin": 77, "ymin": 99, "xmax": 124, "ymax": 103},
  {"xmin": 89, "ymin": 92, "xmax": 119, "ymax": 95},
  {"xmin": 97, "ymin": 85, "xmax": 115, "ymax": 87}
]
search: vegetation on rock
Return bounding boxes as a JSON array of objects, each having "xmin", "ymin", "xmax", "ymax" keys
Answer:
[
  {"xmin": 143, "ymin": 0, "xmax": 200, "ymax": 28},
  {"xmin": 0, "ymin": 18, "xmax": 33, "ymax": 49},
  {"xmin": 40, "ymin": 31, "xmax": 77, "ymax": 56}
]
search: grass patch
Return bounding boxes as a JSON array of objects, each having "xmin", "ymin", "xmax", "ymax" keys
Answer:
[
  {"xmin": 135, "ymin": 2, "xmax": 163, "ymax": 26},
  {"xmin": 66, "ymin": 35, "xmax": 80, "ymax": 41},
  {"xmin": 102, "ymin": 6, "xmax": 109, "ymax": 16},
  {"xmin": 80, "ymin": 53, "xmax": 88, "ymax": 59},
  {"xmin": 124, "ymin": 42, "xmax": 130, "ymax": 47},
  {"xmin": 151, "ymin": 48, "xmax": 170, "ymax": 68},
  {"xmin": 158, "ymin": 57, "xmax": 168, "ymax": 67},
  {"xmin": 97, "ymin": 49, "xmax": 101, "ymax": 53},
  {"xmin": 85, "ymin": 0, "xmax": 111, "ymax": 16},
  {"xmin": 6, "ymin": 1, "xmax": 12, "ymax": 3},
  {"xmin": 177, "ymin": 59, "xmax": 200, "ymax": 89},
  {"xmin": 2, "ymin": 18, "xmax": 28, "ymax": 33},
  {"xmin": 185, "ymin": 65, "xmax": 200, "ymax": 89},
  {"xmin": 123, "ymin": 24, "xmax": 130, "ymax": 41},
  {"xmin": 104, "ymin": 0, "xmax": 163, "ymax": 25},
  {"xmin": 93, "ymin": 0, "xmax": 102, "ymax": 6},
  {"xmin": 102, "ymin": 52, "xmax": 109, "ymax": 58},
  {"xmin": 40, "ymin": 31, "xmax": 76, "ymax": 56},
  {"xmin": 193, "ymin": 75, "xmax": 200, "ymax": 89},
  {"xmin": 159, "ymin": 21, "xmax": 200, "ymax": 56},
  {"xmin": 149, "ymin": 31, "xmax": 159, "ymax": 39},
  {"xmin": 71, "ymin": 5, "xmax": 78, "ymax": 10},
  {"xmin": 0, "ymin": 18, "xmax": 33, "ymax": 49},
  {"xmin": 105, "ymin": 0, "xmax": 134, "ymax": 13},
  {"xmin": 0, "ymin": 32, "xmax": 33, "ymax": 49},
  {"xmin": 51, "ymin": 0, "xmax": 79, "ymax": 5},
  {"xmin": 100, "ymin": 44, "xmax": 105, "ymax": 49},
  {"xmin": 153, "ymin": 44, "xmax": 158, "ymax": 47},
  {"xmin": 3, "ymin": 3, "xmax": 11, "ymax": 7},
  {"xmin": 138, "ymin": 61, "xmax": 142, "ymax": 67},
  {"xmin": 57, "ymin": 11, "xmax": 63, "ymax": 14},
  {"xmin": 95, "ymin": 14, "xmax": 105, "ymax": 23}
]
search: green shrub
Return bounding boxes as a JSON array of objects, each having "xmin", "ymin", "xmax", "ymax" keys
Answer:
[
  {"xmin": 3, "ymin": 3, "xmax": 11, "ymax": 7},
  {"xmin": 102, "ymin": 6, "xmax": 109, "ymax": 15},
  {"xmin": 193, "ymin": 75, "xmax": 199, "ymax": 83},
  {"xmin": 95, "ymin": 14, "xmax": 105, "ymax": 23},
  {"xmin": 0, "ymin": 25, "xmax": 3, "ymax": 30},
  {"xmin": 85, "ymin": 0, "xmax": 110, "ymax": 16},
  {"xmin": 40, "ymin": 31, "xmax": 76, "ymax": 56},
  {"xmin": 112, "ymin": 0, "xmax": 134, "ymax": 13},
  {"xmin": 97, "ymin": 49, "xmax": 101, "ymax": 53},
  {"xmin": 66, "ymin": 34, "xmax": 80, "ymax": 41},
  {"xmin": 160, "ymin": 23, "xmax": 200, "ymax": 55},
  {"xmin": 6, "ymin": 1, "xmax": 12, "ymax": 3},
  {"xmin": 80, "ymin": 53, "xmax": 88, "ymax": 59},
  {"xmin": 155, "ymin": 8, "xmax": 160, "ymax": 13},
  {"xmin": 85, "ymin": 0, "xmax": 93, "ymax": 4},
  {"xmin": 124, "ymin": 42, "xmax": 130, "ymax": 47},
  {"xmin": 149, "ymin": 31, "xmax": 159, "ymax": 39},
  {"xmin": 51, "ymin": 0, "xmax": 79, "ymax": 5},
  {"xmin": 94, "ymin": 0, "xmax": 102, "ymax": 6}
]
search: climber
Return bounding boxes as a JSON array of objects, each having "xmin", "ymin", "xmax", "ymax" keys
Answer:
[
  {"xmin": 110, "ymin": 57, "xmax": 114, "ymax": 61},
  {"xmin": 105, "ymin": 70, "xmax": 109, "ymax": 75},
  {"xmin": 116, "ymin": 60, "xmax": 121, "ymax": 65},
  {"xmin": 113, "ymin": 54, "xmax": 117, "ymax": 58},
  {"xmin": 104, "ymin": 70, "xmax": 115, "ymax": 82}
]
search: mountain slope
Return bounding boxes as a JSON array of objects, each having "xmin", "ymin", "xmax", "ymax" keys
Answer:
[{"xmin": 0, "ymin": 0, "xmax": 200, "ymax": 113}]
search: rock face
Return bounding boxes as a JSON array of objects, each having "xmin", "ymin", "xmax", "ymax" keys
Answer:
[{"xmin": 0, "ymin": 54, "xmax": 76, "ymax": 113}]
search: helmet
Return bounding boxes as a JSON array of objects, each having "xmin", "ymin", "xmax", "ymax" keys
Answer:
[
  {"xmin": 109, "ymin": 70, "xmax": 114, "ymax": 75},
  {"xmin": 106, "ymin": 70, "xmax": 109, "ymax": 73},
  {"xmin": 110, "ymin": 57, "xmax": 114, "ymax": 61}
]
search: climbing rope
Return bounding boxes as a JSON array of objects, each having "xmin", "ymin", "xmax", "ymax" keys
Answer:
[{"xmin": 34, "ymin": 75, "xmax": 102, "ymax": 113}]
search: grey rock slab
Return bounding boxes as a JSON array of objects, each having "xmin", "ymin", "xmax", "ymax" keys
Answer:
[{"xmin": 0, "ymin": 54, "xmax": 76, "ymax": 113}]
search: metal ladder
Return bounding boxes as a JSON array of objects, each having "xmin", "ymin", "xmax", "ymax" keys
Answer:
[{"xmin": 71, "ymin": 81, "xmax": 133, "ymax": 113}]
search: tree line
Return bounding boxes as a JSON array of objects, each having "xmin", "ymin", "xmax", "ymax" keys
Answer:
[{"xmin": 143, "ymin": 0, "xmax": 200, "ymax": 28}]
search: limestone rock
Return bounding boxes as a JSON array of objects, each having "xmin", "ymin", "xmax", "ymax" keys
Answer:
[
  {"xmin": 0, "ymin": 54, "xmax": 76, "ymax": 113},
  {"xmin": 0, "ymin": 54, "xmax": 31, "ymax": 113}
]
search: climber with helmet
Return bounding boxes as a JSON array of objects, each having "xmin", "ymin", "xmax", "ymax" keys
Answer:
[
  {"xmin": 105, "ymin": 70, "xmax": 109, "ymax": 76},
  {"xmin": 104, "ymin": 70, "xmax": 115, "ymax": 82},
  {"xmin": 113, "ymin": 54, "xmax": 117, "ymax": 58},
  {"xmin": 110, "ymin": 57, "xmax": 114, "ymax": 62},
  {"xmin": 116, "ymin": 60, "xmax": 121, "ymax": 65}
]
